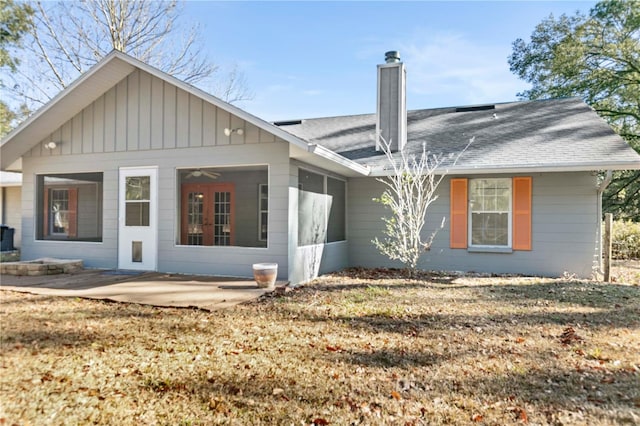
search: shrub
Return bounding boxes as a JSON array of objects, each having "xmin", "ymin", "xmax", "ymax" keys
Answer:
[{"xmin": 611, "ymin": 220, "xmax": 640, "ymax": 260}]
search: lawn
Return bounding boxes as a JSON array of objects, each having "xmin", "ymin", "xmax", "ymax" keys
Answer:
[{"xmin": 1, "ymin": 270, "xmax": 639, "ymax": 425}]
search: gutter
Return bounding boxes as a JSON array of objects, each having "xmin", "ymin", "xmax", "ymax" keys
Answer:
[
  {"xmin": 368, "ymin": 161, "xmax": 640, "ymax": 177},
  {"xmin": 596, "ymin": 170, "xmax": 613, "ymax": 274}
]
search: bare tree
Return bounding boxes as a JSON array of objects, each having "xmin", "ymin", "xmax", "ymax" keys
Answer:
[
  {"xmin": 7, "ymin": 0, "xmax": 251, "ymax": 111},
  {"xmin": 372, "ymin": 136, "xmax": 473, "ymax": 276}
]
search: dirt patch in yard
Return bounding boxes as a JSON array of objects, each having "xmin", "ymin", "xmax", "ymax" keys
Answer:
[{"xmin": 1, "ymin": 270, "xmax": 639, "ymax": 425}]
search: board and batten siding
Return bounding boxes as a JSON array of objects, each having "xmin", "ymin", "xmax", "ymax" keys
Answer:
[
  {"xmin": 24, "ymin": 69, "xmax": 278, "ymax": 159},
  {"xmin": 18, "ymin": 67, "xmax": 293, "ymax": 280},
  {"xmin": 348, "ymin": 172, "xmax": 599, "ymax": 278}
]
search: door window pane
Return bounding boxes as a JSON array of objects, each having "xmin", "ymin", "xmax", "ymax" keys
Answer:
[
  {"xmin": 125, "ymin": 176, "xmax": 151, "ymax": 226},
  {"xmin": 186, "ymin": 192, "xmax": 204, "ymax": 245},
  {"xmin": 125, "ymin": 202, "xmax": 150, "ymax": 226},
  {"xmin": 126, "ymin": 176, "xmax": 150, "ymax": 200},
  {"xmin": 214, "ymin": 191, "xmax": 232, "ymax": 246}
]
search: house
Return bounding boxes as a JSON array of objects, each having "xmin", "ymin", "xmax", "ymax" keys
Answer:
[
  {"xmin": 0, "ymin": 171, "xmax": 22, "ymax": 249},
  {"xmin": 1, "ymin": 50, "xmax": 639, "ymax": 283}
]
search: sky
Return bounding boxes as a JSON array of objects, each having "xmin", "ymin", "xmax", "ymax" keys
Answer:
[{"xmin": 189, "ymin": 1, "xmax": 597, "ymax": 121}]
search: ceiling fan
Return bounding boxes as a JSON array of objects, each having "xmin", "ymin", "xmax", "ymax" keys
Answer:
[{"xmin": 183, "ymin": 169, "xmax": 221, "ymax": 179}]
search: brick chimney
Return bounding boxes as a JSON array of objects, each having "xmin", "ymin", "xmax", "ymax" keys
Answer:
[{"xmin": 376, "ymin": 51, "xmax": 407, "ymax": 152}]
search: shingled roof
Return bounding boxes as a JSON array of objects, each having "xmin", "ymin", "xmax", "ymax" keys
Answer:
[{"xmin": 276, "ymin": 97, "xmax": 640, "ymax": 175}]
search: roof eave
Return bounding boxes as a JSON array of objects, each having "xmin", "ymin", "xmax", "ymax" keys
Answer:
[
  {"xmin": 368, "ymin": 161, "xmax": 640, "ymax": 177},
  {"xmin": 308, "ymin": 144, "xmax": 370, "ymax": 176},
  {"xmin": 1, "ymin": 51, "xmax": 137, "ymax": 170}
]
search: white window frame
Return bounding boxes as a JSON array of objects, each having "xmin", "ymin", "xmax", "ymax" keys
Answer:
[
  {"xmin": 258, "ymin": 183, "xmax": 268, "ymax": 242},
  {"xmin": 468, "ymin": 178, "xmax": 512, "ymax": 248}
]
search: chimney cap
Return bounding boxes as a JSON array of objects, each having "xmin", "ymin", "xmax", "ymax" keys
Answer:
[{"xmin": 385, "ymin": 51, "xmax": 401, "ymax": 63}]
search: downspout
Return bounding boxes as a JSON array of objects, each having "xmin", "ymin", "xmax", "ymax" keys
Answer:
[{"xmin": 596, "ymin": 170, "xmax": 613, "ymax": 274}]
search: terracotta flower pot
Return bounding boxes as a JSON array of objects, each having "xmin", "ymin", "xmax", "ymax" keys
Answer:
[{"xmin": 252, "ymin": 263, "xmax": 277, "ymax": 288}]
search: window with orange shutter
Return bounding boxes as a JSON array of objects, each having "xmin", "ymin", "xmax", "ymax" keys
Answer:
[{"xmin": 450, "ymin": 177, "xmax": 531, "ymax": 251}]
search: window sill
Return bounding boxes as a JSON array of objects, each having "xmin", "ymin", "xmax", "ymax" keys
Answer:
[{"xmin": 468, "ymin": 246, "xmax": 513, "ymax": 254}]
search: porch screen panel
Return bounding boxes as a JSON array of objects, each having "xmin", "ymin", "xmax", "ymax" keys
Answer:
[
  {"xmin": 298, "ymin": 170, "xmax": 326, "ymax": 246},
  {"xmin": 327, "ymin": 177, "xmax": 346, "ymax": 242},
  {"xmin": 36, "ymin": 173, "xmax": 103, "ymax": 242}
]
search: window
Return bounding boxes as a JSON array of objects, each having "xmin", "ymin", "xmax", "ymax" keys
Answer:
[
  {"xmin": 177, "ymin": 166, "xmax": 268, "ymax": 247},
  {"xmin": 258, "ymin": 184, "xmax": 268, "ymax": 241},
  {"xmin": 298, "ymin": 169, "xmax": 346, "ymax": 246},
  {"xmin": 37, "ymin": 173, "xmax": 103, "ymax": 242},
  {"xmin": 469, "ymin": 178, "xmax": 511, "ymax": 247},
  {"xmin": 49, "ymin": 189, "xmax": 70, "ymax": 235},
  {"xmin": 125, "ymin": 176, "xmax": 150, "ymax": 226},
  {"xmin": 450, "ymin": 177, "xmax": 532, "ymax": 251}
]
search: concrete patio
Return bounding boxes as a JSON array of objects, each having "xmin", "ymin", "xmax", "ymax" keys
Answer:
[{"xmin": 0, "ymin": 269, "xmax": 282, "ymax": 310}]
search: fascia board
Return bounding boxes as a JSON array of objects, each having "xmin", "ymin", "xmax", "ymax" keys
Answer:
[{"xmin": 368, "ymin": 160, "xmax": 640, "ymax": 177}]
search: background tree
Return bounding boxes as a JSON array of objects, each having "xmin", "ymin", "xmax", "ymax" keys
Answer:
[
  {"xmin": 372, "ymin": 137, "xmax": 473, "ymax": 276},
  {"xmin": 0, "ymin": 0, "xmax": 33, "ymax": 136},
  {"xmin": 509, "ymin": 0, "xmax": 640, "ymax": 220},
  {"xmin": 3, "ymin": 0, "xmax": 251, "ymax": 117}
]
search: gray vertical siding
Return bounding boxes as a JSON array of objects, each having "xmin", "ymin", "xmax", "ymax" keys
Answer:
[
  {"xmin": 18, "ymin": 66, "xmax": 293, "ymax": 279},
  {"xmin": 348, "ymin": 172, "xmax": 599, "ymax": 278},
  {"xmin": 24, "ymin": 69, "xmax": 277, "ymax": 159}
]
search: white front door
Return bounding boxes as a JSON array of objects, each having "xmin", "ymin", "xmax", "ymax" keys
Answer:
[{"xmin": 118, "ymin": 167, "xmax": 158, "ymax": 270}]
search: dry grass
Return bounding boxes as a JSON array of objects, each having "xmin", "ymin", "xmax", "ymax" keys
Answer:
[{"xmin": 1, "ymin": 270, "xmax": 639, "ymax": 425}]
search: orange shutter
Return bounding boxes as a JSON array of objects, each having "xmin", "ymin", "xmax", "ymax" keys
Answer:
[
  {"xmin": 512, "ymin": 177, "xmax": 532, "ymax": 250},
  {"xmin": 68, "ymin": 188, "xmax": 79, "ymax": 238},
  {"xmin": 450, "ymin": 178, "xmax": 468, "ymax": 249},
  {"xmin": 43, "ymin": 188, "xmax": 49, "ymax": 237}
]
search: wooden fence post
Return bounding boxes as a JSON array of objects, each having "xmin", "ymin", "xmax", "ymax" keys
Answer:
[{"xmin": 603, "ymin": 213, "xmax": 613, "ymax": 282}]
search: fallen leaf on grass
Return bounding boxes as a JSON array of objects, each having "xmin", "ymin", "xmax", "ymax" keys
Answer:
[
  {"xmin": 510, "ymin": 407, "xmax": 528, "ymax": 423},
  {"xmin": 515, "ymin": 337, "xmax": 525, "ymax": 344},
  {"xmin": 326, "ymin": 345, "xmax": 342, "ymax": 352},
  {"xmin": 471, "ymin": 413, "xmax": 483, "ymax": 422},
  {"xmin": 41, "ymin": 372, "xmax": 54, "ymax": 382},
  {"xmin": 390, "ymin": 391, "xmax": 401, "ymax": 400},
  {"xmin": 313, "ymin": 418, "xmax": 329, "ymax": 425},
  {"xmin": 208, "ymin": 396, "xmax": 230, "ymax": 414},
  {"xmin": 559, "ymin": 327, "xmax": 583, "ymax": 345}
]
